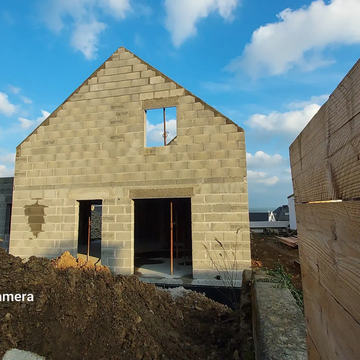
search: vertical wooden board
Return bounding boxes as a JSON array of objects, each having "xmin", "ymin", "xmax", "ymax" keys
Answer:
[
  {"xmin": 300, "ymin": 256, "xmax": 360, "ymax": 360},
  {"xmin": 328, "ymin": 113, "xmax": 360, "ymax": 157},
  {"xmin": 296, "ymin": 202, "xmax": 360, "ymax": 323},
  {"xmin": 290, "ymin": 104, "xmax": 328, "ymax": 168},
  {"xmin": 301, "ymin": 260, "xmax": 360, "ymax": 360},
  {"xmin": 328, "ymin": 133, "xmax": 360, "ymax": 200},
  {"xmin": 307, "ymin": 334, "xmax": 321, "ymax": 360},
  {"xmin": 291, "ymin": 139, "xmax": 329, "ymax": 203},
  {"xmin": 289, "ymin": 134, "xmax": 301, "ymax": 168},
  {"xmin": 327, "ymin": 113, "xmax": 360, "ymax": 200},
  {"xmin": 290, "ymin": 59, "xmax": 360, "ymax": 202},
  {"xmin": 292, "ymin": 113, "xmax": 360, "ymax": 202},
  {"xmin": 327, "ymin": 60, "xmax": 360, "ymax": 136}
]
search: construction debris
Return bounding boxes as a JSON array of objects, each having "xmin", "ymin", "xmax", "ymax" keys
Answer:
[{"xmin": 276, "ymin": 236, "xmax": 298, "ymax": 248}]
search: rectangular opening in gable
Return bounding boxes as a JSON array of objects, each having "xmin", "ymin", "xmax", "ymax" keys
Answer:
[{"xmin": 145, "ymin": 107, "xmax": 177, "ymax": 147}]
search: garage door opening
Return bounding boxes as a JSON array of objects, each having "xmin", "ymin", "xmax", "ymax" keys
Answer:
[
  {"xmin": 77, "ymin": 200, "xmax": 102, "ymax": 264},
  {"xmin": 134, "ymin": 198, "xmax": 192, "ymax": 278}
]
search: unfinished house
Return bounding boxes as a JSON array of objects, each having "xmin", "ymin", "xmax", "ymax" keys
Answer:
[
  {"xmin": 9, "ymin": 47, "xmax": 250, "ymax": 284},
  {"xmin": 0, "ymin": 177, "xmax": 13, "ymax": 252}
]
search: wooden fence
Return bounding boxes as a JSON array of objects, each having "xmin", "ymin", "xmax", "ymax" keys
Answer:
[{"xmin": 289, "ymin": 58, "xmax": 360, "ymax": 360}]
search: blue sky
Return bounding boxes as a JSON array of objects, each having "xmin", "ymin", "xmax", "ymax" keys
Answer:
[{"xmin": 0, "ymin": 0, "xmax": 359, "ymax": 209}]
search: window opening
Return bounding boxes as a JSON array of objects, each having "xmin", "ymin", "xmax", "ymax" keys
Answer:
[{"xmin": 145, "ymin": 107, "xmax": 177, "ymax": 147}]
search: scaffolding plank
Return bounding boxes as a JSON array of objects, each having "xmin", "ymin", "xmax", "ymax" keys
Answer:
[{"xmin": 276, "ymin": 236, "xmax": 298, "ymax": 248}]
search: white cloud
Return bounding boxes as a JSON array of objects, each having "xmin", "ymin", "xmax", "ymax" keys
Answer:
[
  {"xmin": 246, "ymin": 151, "xmax": 285, "ymax": 169},
  {"xmin": 165, "ymin": 0, "xmax": 239, "ymax": 47},
  {"xmin": 70, "ymin": 20, "xmax": 107, "ymax": 60},
  {"xmin": 0, "ymin": 153, "xmax": 16, "ymax": 164},
  {"xmin": 147, "ymin": 119, "xmax": 177, "ymax": 143},
  {"xmin": 18, "ymin": 118, "xmax": 34, "ymax": 129},
  {"xmin": 20, "ymin": 96, "xmax": 33, "ymax": 104},
  {"xmin": 247, "ymin": 170, "xmax": 279, "ymax": 186},
  {"xmin": 284, "ymin": 168, "xmax": 292, "ymax": 180},
  {"xmin": 8, "ymin": 85, "xmax": 20, "ymax": 94},
  {"xmin": 18, "ymin": 110, "xmax": 50, "ymax": 130},
  {"xmin": 246, "ymin": 103, "xmax": 321, "ymax": 135},
  {"xmin": 287, "ymin": 94, "xmax": 328, "ymax": 110},
  {"xmin": 0, "ymin": 165, "xmax": 13, "ymax": 177},
  {"xmin": 42, "ymin": 0, "xmax": 131, "ymax": 59},
  {"xmin": 202, "ymin": 81, "xmax": 233, "ymax": 92},
  {"xmin": 226, "ymin": 0, "xmax": 360, "ymax": 77},
  {"xmin": 0, "ymin": 92, "xmax": 16, "ymax": 116},
  {"xmin": 99, "ymin": 0, "xmax": 131, "ymax": 18}
]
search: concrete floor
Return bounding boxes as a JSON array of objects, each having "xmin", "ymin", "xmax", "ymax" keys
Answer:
[
  {"xmin": 134, "ymin": 256, "xmax": 192, "ymax": 278},
  {"xmin": 77, "ymin": 239, "xmax": 101, "ymax": 265}
]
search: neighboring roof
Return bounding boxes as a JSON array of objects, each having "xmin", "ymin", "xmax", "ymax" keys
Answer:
[
  {"xmin": 249, "ymin": 212, "xmax": 269, "ymax": 222},
  {"xmin": 0, "ymin": 177, "xmax": 14, "ymax": 185},
  {"xmin": 273, "ymin": 205, "xmax": 289, "ymax": 221},
  {"xmin": 287, "ymin": 194, "xmax": 294, "ymax": 199},
  {"xmin": 18, "ymin": 46, "xmax": 244, "ymax": 149}
]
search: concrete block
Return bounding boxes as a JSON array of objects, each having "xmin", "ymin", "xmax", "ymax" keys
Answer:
[
  {"xmin": 133, "ymin": 64, "xmax": 147, "ymax": 72},
  {"xmin": 118, "ymin": 66, "xmax": 132, "ymax": 74},
  {"xmin": 209, "ymin": 150, "xmax": 228, "ymax": 160},
  {"xmin": 221, "ymin": 141, "xmax": 240, "ymax": 150},
  {"xmin": 141, "ymin": 70, "xmax": 156, "ymax": 78},
  {"xmin": 150, "ymin": 76, "xmax": 165, "ymax": 84},
  {"xmin": 132, "ymin": 78, "xmax": 149, "ymax": 87},
  {"xmin": 154, "ymin": 83, "xmax": 172, "ymax": 91},
  {"xmin": 140, "ymin": 92, "xmax": 154, "ymax": 100},
  {"xmin": 154, "ymin": 90, "xmax": 170, "ymax": 98},
  {"xmin": 170, "ymin": 89, "xmax": 185, "ymax": 97}
]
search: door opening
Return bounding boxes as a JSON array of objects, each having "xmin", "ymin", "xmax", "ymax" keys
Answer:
[
  {"xmin": 134, "ymin": 198, "xmax": 192, "ymax": 278},
  {"xmin": 77, "ymin": 200, "xmax": 102, "ymax": 264}
]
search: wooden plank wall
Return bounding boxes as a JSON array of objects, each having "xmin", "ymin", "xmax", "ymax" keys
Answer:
[{"xmin": 289, "ymin": 58, "xmax": 360, "ymax": 360}]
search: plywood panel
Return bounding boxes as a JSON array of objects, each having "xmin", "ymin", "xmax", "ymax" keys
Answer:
[
  {"xmin": 296, "ymin": 202, "xmax": 360, "ymax": 322},
  {"xmin": 290, "ymin": 104, "xmax": 328, "ymax": 168},
  {"xmin": 296, "ymin": 202, "xmax": 360, "ymax": 360},
  {"xmin": 290, "ymin": 60, "xmax": 360, "ymax": 168},
  {"xmin": 306, "ymin": 334, "xmax": 321, "ymax": 360},
  {"xmin": 291, "ymin": 112, "xmax": 360, "ymax": 202},
  {"xmin": 290, "ymin": 59, "xmax": 360, "ymax": 202},
  {"xmin": 327, "ymin": 60, "xmax": 360, "ymax": 135},
  {"xmin": 300, "ymin": 257, "xmax": 360, "ymax": 360}
]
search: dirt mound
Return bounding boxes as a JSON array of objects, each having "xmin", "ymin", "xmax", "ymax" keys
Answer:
[{"xmin": 0, "ymin": 249, "xmax": 246, "ymax": 360}]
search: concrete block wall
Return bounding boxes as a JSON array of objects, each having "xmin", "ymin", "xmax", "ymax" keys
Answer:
[
  {"xmin": 0, "ymin": 177, "xmax": 14, "ymax": 252},
  {"xmin": 10, "ymin": 47, "xmax": 251, "ymax": 279}
]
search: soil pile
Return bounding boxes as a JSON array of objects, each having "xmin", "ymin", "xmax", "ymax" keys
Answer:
[{"xmin": 0, "ymin": 249, "xmax": 246, "ymax": 360}]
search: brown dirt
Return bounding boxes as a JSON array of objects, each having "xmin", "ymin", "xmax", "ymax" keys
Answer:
[
  {"xmin": 250, "ymin": 232, "xmax": 302, "ymax": 290},
  {"xmin": 0, "ymin": 249, "xmax": 250, "ymax": 360}
]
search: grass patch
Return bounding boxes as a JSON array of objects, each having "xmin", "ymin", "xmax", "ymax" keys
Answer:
[{"xmin": 267, "ymin": 263, "xmax": 304, "ymax": 311}]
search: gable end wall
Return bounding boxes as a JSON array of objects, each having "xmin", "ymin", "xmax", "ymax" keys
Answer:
[{"xmin": 10, "ymin": 47, "xmax": 250, "ymax": 279}]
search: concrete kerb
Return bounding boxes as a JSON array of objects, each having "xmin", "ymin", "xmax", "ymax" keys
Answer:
[{"xmin": 251, "ymin": 271, "xmax": 307, "ymax": 360}]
